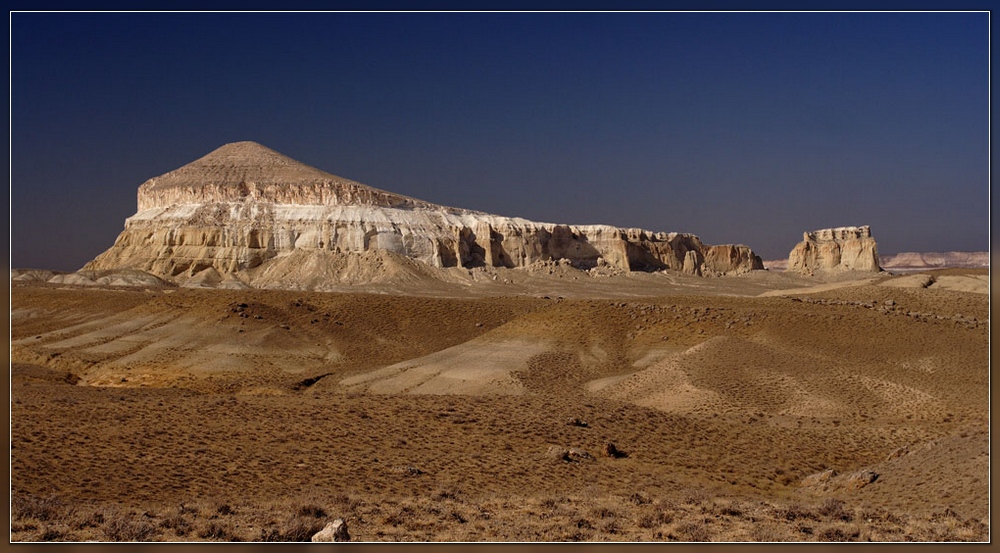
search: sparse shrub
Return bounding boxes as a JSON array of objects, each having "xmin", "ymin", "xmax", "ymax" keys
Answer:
[
  {"xmin": 590, "ymin": 507, "xmax": 616, "ymax": 519},
  {"xmin": 719, "ymin": 500, "xmax": 743, "ymax": 517},
  {"xmin": 159, "ymin": 514, "xmax": 192, "ymax": 537},
  {"xmin": 102, "ymin": 510, "xmax": 158, "ymax": 542},
  {"xmin": 215, "ymin": 503, "xmax": 235, "ymax": 516},
  {"xmin": 40, "ymin": 526, "xmax": 65, "ymax": 541},
  {"xmin": 73, "ymin": 509, "xmax": 105, "ymax": 530},
  {"xmin": 819, "ymin": 525, "xmax": 859, "ymax": 542},
  {"xmin": 682, "ymin": 489, "xmax": 710, "ymax": 505},
  {"xmin": 258, "ymin": 526, "xmax": 282, "ymax": 542},
  {"xmin": 749, "ymin": 523, "xmax": 780, "ymax": 542},
  {"xmin": 199, "ymin": 521, "xmax": 239, "ymax": 541},
  {"xmin": 433, "ymin": 488, "xmax": 460, "ymax": 501},
  {"xmin": 657, "ymin": 510, "xmax": 676, "ymax": 525},
  {"xmin": 275, "ymin": 516, "xmax": 326, "ymax": 541},
  {"xmin": 11, "ymin": 522, "xmax": 38, "ymax": 533},
  {"xmin": 675, "ymin": 521, "xmax": 710, "ymax": 542},
  {"xmin": 819, "ymin": 498, "xmax": 852, "ymax": 522},
  {"xmin": 12, "ymin": 494, "xmax": 64, "ymax": 521},
  {"xmin": 779, "ymin": 502, "xmax": 817, "ymax": 521},
  {"xmin": 637, "ymin": 514, "xmax": 658, "ymax": 529},
  {"xmin": 629, "ymin": 492, "xmax": 651, "ymax": 505}
]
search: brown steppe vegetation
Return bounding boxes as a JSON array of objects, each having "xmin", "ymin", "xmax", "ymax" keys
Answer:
[{"xmin": 8, "ymin": 268, "xmax": 989, "ymax": 541}]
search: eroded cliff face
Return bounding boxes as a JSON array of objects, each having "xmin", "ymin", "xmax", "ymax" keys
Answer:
[
  {"xmin": 787, "ymin": 226, "xmax": 881, "ymax": 274},
  {"xmin": 86, "ymin": 142, "xmax": 764, "ymax": 284}
]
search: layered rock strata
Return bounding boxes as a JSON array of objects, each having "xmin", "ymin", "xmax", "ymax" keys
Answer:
[
  {"xmin": 787, "ymin": 226, "xmax": 881, "ymax": 273},
  {"xmin": 86, "ymin": 141, "xmax": 763, "ymax": 283}
]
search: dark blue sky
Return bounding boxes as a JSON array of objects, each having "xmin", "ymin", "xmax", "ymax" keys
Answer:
[{"xmin": 10, "ymin": 11, "xmax": 990, "ymax": 271}]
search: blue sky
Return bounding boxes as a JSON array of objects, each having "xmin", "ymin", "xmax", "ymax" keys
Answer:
[{"xmin": 10, "ymin": 11, "xmax": 990, "ymax": 271}]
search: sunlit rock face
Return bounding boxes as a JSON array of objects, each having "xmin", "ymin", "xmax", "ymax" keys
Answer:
[
  {"xmin": 787, "ymin": 226, "xmax": 882, "ymax": 274},
  {"xmin": 86, "ymin": 141, "xmax": 763, "ymax": 283}
]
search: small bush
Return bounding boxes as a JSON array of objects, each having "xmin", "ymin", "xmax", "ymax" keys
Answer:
[
  {"xmin": 637, "ymin": 514, "xmax": 658, "ymax": 529},
  {"xmin": 259, "ymin": 527, "xmax": 282, "ymax": 541},
  {"xmin": 159, "ymin": 514, "xmax": 192, "ymax": 537},
  {"xmin": 629, "ymin": 492, "xmax": 651, "ymax": 505},
  {"xmin": 215, "ymin": 503, "xmax": 235, "ymax": 516},
  {"xmin": 819, "ymin": 525, "xmax": 860, "ymax": 542},
  {"xmin": 40, "ymin": 527, "xmax": 66, "ymax": 541},
  {"xmin": 719, "ymin": 500, "xmax": 743, "ymax": 517},
  {"xmin": 657, "ymin": 510, "xmax": 676, "ymax": 525},
  {"xmin": 199, "ymin": 521, "xmax": 239, "ymax": 541},
  {"xmin": 276, "ymin": 517, "xmax": 325, "ymax": 542},
  {"xmin": 73, "ymin": 510, "xmax": 105, "ymax": 530},
  {"xmin": 102, "ymin": 511, "xmax": 158, "ymax": 542},
  {"xmin": 675, "ymin": 521, "xmax": 710, "ymax": 542}
]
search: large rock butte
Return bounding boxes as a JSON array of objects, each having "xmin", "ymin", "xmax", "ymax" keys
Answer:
[
  {"xmin": 787, "ymin": 226, "xmax": 882, "ymax": 274},
  {"xmin": 85, "ymin": 141, "xmax": 763, "ymax": 285}
]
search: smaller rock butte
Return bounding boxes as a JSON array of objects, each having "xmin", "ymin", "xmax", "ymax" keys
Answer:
[
  {"xmin": 787, "ymin": 225, "xmax": 882, "ymax": 274},
  {"xmin": 86, "ymin": 141, "xmax": 765, "ymax": 284}
]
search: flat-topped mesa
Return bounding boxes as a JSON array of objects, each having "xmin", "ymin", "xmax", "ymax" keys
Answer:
[
  {"xmin": 86, "ymin": 141, "xmax": 764, "ymax": 285},
  {"xmin": 803, "ymin": 225, "xmax": 872, "ymax": 243},
  {"xmin": 788, "ymin": 225, "xmax": 881, "ymax": 274},
  {"xmin": 136, "ymin": 141, "xmax": 446, "ymax": 212}
]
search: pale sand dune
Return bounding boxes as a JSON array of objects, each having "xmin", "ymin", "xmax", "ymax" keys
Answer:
[
  {"xmin": 880, "ymin": 272, "xmax": 988, "ymax": 294},
  {"xmin": 340, "ymin": 338, "xmax": 547, "ymax": 395},
  {"xmin": 929, "ymin": 275, "xmax": 988, "ymax": 294},
  {"xmin": 757, "ymin": 277, "xmax": 880, "ymax": 297}
]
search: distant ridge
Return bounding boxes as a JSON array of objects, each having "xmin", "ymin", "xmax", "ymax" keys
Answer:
[
  {"xmin": 765, "ymin": 251, "xmax": 989, "ymax": 272},
  {"xmin": 879, "ymin": 251, "xmax": 989, "ymax": 271}
]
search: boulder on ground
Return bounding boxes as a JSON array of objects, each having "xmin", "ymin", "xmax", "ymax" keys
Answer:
[{"xmin": 311, "ymin": 519, "xmax": 349, "ymax": 542}]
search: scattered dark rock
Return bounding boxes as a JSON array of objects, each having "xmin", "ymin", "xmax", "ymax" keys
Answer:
[
  {"xmin": 603, "ymin": 442, "xmax": 628, "ymax": 459},
  {"xmin": 392, "ymin": 465, "xmax": 425, "ymax": 476},
  {"xmin": 547, "ymin": 445, "xmax": 594, "ymax": 462}
]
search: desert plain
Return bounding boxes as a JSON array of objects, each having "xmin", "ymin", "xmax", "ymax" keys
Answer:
[{"xmin": 8, "ymin": 264, "xmax": 990, "ymax": 542}]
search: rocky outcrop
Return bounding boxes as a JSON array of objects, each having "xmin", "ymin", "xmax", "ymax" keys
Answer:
[
  {"xmin": 85, "ymin": 141, "xmax": 763, "ymax": 284},
  {"xmin": 787, "ymin": 226, "xmax": 881, "ymax": 274}
]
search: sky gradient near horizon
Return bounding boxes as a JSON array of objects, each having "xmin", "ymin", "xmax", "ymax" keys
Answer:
[{"xmin": 10, "ymin": 11, "xmax": 990, "ymax": 271}]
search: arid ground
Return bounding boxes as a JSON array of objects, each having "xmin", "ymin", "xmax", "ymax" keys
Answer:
[{"xmin": 9, "ymin": 267, "xmax": 989, "ymax": 541}]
